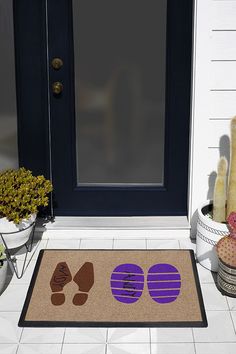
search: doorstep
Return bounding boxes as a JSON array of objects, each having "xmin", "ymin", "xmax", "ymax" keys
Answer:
[{"xmin": 35, "ymin": 216, "xmax": 190, "ymax": 239}]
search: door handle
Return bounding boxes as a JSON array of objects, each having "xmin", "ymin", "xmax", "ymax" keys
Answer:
[{"xmin": 52, "ymin": 81, "xmax": 63, "ymax": 95}]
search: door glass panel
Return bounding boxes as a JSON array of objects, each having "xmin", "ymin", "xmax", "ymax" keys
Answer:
[{"xmin": 73, "ymin": 0, "xmax": 167, "ymax": 184}]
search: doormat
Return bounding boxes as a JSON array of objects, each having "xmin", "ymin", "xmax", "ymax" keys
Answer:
[{"xmin": 19, "ymin": 249, "xmax": 207, "ymax": 327}]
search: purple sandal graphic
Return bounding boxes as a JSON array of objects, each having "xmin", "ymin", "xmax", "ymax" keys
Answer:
[
  {"xmin": 110, "ymin": 264, "xmax": 144, "ymax": 304},
  {"xmin": 147, "ymin": 263, "xmax": 181, "ymax": 304},
  {"xmin": 111, "ymin": 263, "xmax": 181, "ymax": 304}
]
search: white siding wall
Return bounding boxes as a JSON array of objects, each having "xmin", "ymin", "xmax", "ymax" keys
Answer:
[{"xmin": 190, "ymin": 0, "xmax": 236, "ymax": 230}]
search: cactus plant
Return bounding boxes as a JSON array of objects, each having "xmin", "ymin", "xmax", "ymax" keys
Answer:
[
  {"xmin": 197, "ymin": 117, "xmax": 236, "ymax": 272},
  {"xmin": 212, "ymin": 116, "xmax": 236, "ymax": 222},
  {"xmin": 227, "ymin": 117, "xmax": 236, "ymax": 218},
  {"xmin": 213, "ymin": 157, "xmax": 228, "ymax": 222},
  {"xmin": 216, "ymin": 212, "xmax": 236, "ymax": 267}
]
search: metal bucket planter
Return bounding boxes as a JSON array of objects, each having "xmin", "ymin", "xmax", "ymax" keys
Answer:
[
  {"xmin": 0, "ymin": 214, "xmax": 36, "ymax": 249},
  {"xmin": 217, "ymin": 258, "xmax": 236, "ymax": 297},
  {"xmin": 196, "ymin": 201, "xmax": 229, "ymax": 272}
]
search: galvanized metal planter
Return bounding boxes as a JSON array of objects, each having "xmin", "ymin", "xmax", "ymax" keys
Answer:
[
  {"xmin": 217, "ymin": 258, "xmax": 236, "ymax": 297},
  {"xmin": 0, "ymin": 213, "xmax": 36, "ymax": 249}
]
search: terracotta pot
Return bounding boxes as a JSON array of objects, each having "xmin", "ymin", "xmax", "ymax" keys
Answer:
[
  {"xmin": 0, "ymin": 214, "xmax": 36, "ymax": 249},
  {"xmin": 196, "ymin": 201, "xmax": 228, "ymax": 272}
]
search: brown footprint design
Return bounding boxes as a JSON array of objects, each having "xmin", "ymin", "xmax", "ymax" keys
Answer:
[
  {"xmin": 50, "ymin": 262, "xmax": 72, "ymax": 305},
  {"xmin": 73, "ymin": 262, "xmax": 94, "ymax": 306}
]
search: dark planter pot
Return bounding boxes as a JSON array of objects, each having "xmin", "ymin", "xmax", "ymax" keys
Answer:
[{"xmin": 217, "ymin": 258, "xmax": 236, "ymax": 297}]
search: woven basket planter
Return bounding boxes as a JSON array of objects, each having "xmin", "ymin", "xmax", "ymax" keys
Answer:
[{"xmin": 217, "ymin": 258, "xmax": 236, "ymax": 297}]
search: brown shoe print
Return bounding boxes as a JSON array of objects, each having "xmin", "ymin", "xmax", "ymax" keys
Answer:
[
  {"xmin": 50, "ymin": 262, "xmax": 72, "ymax": 305},
  {"xmin": 73, "ymin": 262, "xmax": 94, "ymax": 306}
]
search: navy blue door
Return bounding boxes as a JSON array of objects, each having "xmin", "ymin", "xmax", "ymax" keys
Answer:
[{"xmin": 14, "ymin": 0, "xmax": 193, "ymax": 216}]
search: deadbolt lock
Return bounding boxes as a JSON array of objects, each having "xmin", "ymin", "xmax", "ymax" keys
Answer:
[
  {"xmin": 51, "ymin": 57, "xmax": 63, "ymax": 70},
  {"xmin": 52, "ymin": 81, "xmax": 63, "ymax": 95}
]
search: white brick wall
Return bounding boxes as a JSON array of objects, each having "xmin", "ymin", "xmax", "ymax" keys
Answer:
[{"xmin": 189, "ymin": 0, "xmax": 236, "ymax": 222}]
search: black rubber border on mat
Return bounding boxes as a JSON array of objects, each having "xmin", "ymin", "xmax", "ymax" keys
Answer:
[{"xmin": 18, "ymin": 249, "xmax": 208, "ymax": 327}]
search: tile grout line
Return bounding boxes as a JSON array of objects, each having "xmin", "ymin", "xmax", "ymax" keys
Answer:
[
  {"xmin": 229, "ymin": 310, "xmax": 236, "ymax": 335},
  {"xmin": 102, "ymin": 341, "xmax": 152, "ymax": 346},
  {"xmin": 178, "ymin": 240, "xmax": 181, "ymax": 249},
  {"xmin": 16, "ymin": 325, "xmax": 24, "ymax": 352},
  {"xmin": 4, "ymin": 341, "xmax": 236, "ymax": 345},
  {"xmin": 149, "ymin": 327, "xmax": 152, "ymax": 354},
  {"xmin": 226, "ymin": 297, "xmax": 231, "ymax": 311},
  {"xmin": 192, "ymin": 328, "xmax": 197, "ymax": 354},
  {"xmin": 16, "ymin": 341, "xmax": 157, "ymax": 344},
  {"xmin": 105, "ymin": 328, "xmax": 109, "ymax": 354},
  {"xmin": 60, "ymin": 328, "xmax": 66, "ymax": 354},
  {"xmin": 15, "ymin": 343, "xmax": 20, "ymax": 354},
  {"xmin": 203, "ymin": 309, "xmax": 236, "ymax": 312}
]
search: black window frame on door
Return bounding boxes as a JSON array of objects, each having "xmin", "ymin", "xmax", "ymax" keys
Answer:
[{"xmin": 13, "ymin": 0, "xmax": 193, "ymax": 216}]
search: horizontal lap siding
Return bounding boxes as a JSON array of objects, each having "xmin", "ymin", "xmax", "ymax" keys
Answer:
[
  {"xmin": 211, "ymin": 62, "xmax": 236, "ymax": 89},
  {"xmin": 211, "ymin": 1, "xmax": 236, "ymax": 29},
  {"xmin": 190, "ymin": 0, "xmax": 236, "ymax": 226},
  {"xmin": 211, "ymin": 32, "xmax": 236, "ymax": 60},
  {"xmin": 209, "ymin": 91, "xmax": 236, "ymax": 117},
  {"xmin": 209, "ymin": 0, "xmax": 236, "ymax": 179}
]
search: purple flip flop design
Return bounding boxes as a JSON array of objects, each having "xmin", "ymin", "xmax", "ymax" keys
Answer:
[
  {"xmin": 147, "ymin": 263, "xmax": 181, "ymax": 304},
  {"xmin": 111, "ymin": 263, "xmax": 181, "ymax": 304},
  {"xmin": 110, "ymin": 264, "xmax": 144, "ymax": 304}
]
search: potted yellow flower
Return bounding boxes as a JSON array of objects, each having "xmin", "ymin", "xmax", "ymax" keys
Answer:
[{"xmin": 0, "ymin": 168, "xmax": 53, "ymax": 249}]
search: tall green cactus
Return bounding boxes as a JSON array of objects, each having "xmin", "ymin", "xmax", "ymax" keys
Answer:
[
  {"xmin": 227, "ymin": 116, "xmax": 236, "ymax": 218},
  {"xmin": 213, "ymin": 157, "xmax": 228, "ymax": 222},
  {"xmin": 213, "ymin": 116, "xmax": 236, "ymax": 222}
]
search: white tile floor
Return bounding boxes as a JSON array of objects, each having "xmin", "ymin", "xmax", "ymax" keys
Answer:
[{"xmin": 0, "ymin": 235, "xmax": 236, "ymax": 354}]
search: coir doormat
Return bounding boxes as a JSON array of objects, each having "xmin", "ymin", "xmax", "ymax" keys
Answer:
[{"xmin": 19, "ymin": 249, "xmax": 207, "ymax": 327}]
